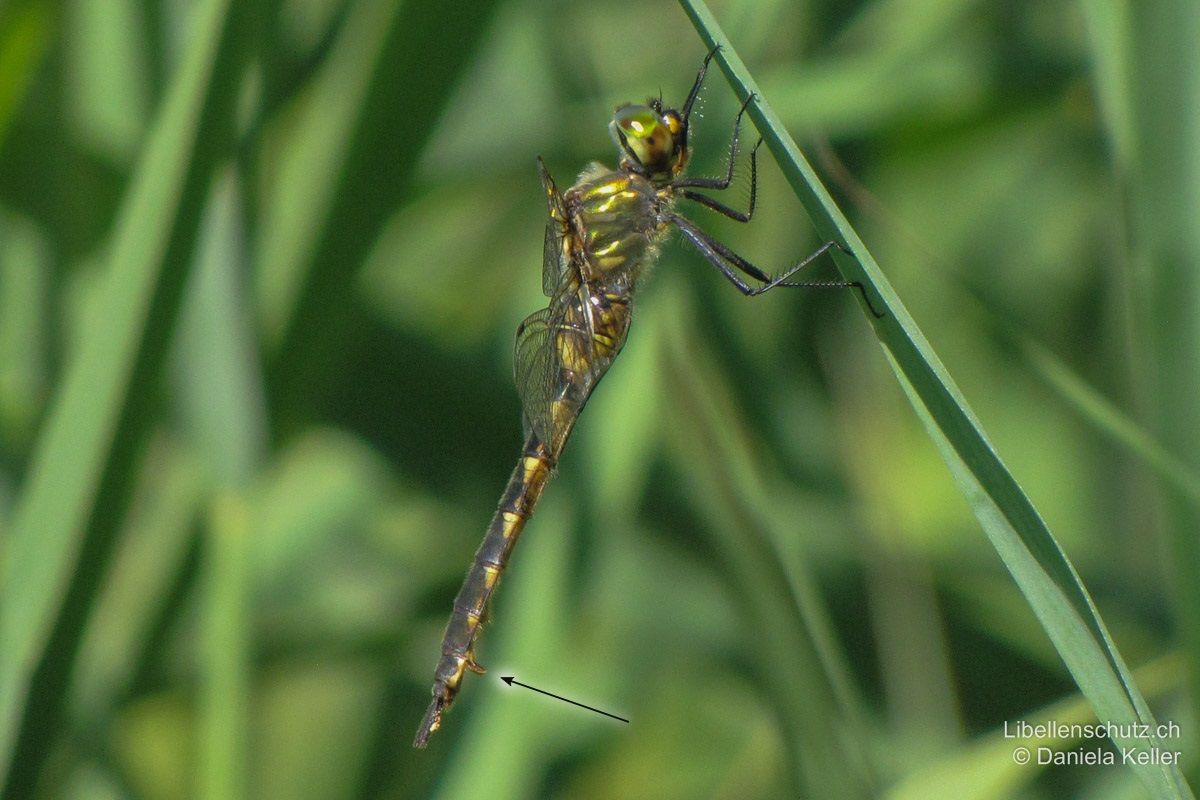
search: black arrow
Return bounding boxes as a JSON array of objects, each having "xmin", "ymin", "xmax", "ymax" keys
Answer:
[{"xmin": 500, "ymin": 676, "xmax": 629, "ymax": 724}]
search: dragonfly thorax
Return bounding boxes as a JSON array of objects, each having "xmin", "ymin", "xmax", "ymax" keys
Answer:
[{"xmin": 566, "ymin": 165, "xmax": 671, "ymax": 283}]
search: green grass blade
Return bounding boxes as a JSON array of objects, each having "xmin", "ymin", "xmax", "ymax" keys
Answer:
[
  {"xmin": 980, "ymin": 294, "xmax": 1200, "ymax": 506},
  {"xmin": 1079, "ymin": 0, "xmax": 1135, "ymax": 172},
  {"xmin": 1125, "ymin": 2, "xmax": 1200, "ymax": 764},
  {"xmin": 199, "ymin": 491, "xmax": 252, "ymax": 800},
  {"xmin": 0, "ymin": 2, "xmax": 55, "ymax": 152},
  {"xmin": 660, "ymin": 288, "xmax": 876, "ymax": 798},
  {"xmin": 0, "ymin": 213, "xmax": 49, "ymax": 450},
  {"xmin": 886, "ymin": 654, "xmax": 1184, "ymax": 800},
  {"xmin": 678, "ymin": 2, "xmax": 1192, "ymax": 796},
  {"xmin": 264, "ymin": 0, "xmax": 503, "ymax": 409},
  {"xmin": 178, "ymin": 165, "xmax": 265, "ymax": 800},
  {"xmin": 175, "ymin": 167, "xmax": 266, "ymax": 489},
  {"xmin": 254, "ymin": 0, "xmax": 405, "ymax": 348},
  {"xmin": 69, "ymin": 441, "xmax": 205, "ymax": 722},
  {"xmin": 0, "ymin": 0, "xmax": 261, "ymax": 791},
  {"xmin": 1015, "ymin": 335, "xmax": 1200, "ymax": 507}
]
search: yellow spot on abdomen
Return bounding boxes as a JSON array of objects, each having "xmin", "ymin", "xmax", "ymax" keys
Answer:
[
  {"xmin": 501, "ymin": 510, "xmax": 522, "ymax": 538},
  {"xmin": 521, "ymin": 456, "xmax": 544, "ymax": 482},
  {"xmin": 445, "ymin": 658, "xmax": 466, "ymax": 689}
]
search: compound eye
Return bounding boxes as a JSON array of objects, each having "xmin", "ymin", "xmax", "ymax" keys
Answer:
[{"xmin": 614, "ymin": 105, "xmax": 659, "ymax": 139}]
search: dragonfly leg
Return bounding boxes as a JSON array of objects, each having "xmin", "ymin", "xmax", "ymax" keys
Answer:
[
  {"xmin": 667, "ymin": 212, "xmax": 884, "ymax": 317},
  {"xmin": 681, "ymin": 45, "xmax": 721, "ymax": 126},
  {"xmin": 680, "ymin": 139, "xmax": 760, "ymax": 223},
  {"xmin": 673, "ymin": 92, "xmax": 757, "ymax": 195}
]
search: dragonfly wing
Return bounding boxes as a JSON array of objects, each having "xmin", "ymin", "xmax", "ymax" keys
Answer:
[
  {"xmin": 542, "ymin": 218, "xmax": 567, "ymax": 297},
  {"xmin": 514, "ymin": 307, "xmax": 557, "ymax": 446},
  {"xmin": 513, "ymin": 296, "xmax": 595, "ymax": 453},
  {"xmin": 538, "ymin": 158, "xmax": 569, "ymax": 298}
]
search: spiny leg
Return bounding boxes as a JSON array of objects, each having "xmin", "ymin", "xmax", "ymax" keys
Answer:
[
  {"xmin": 673, "ymin": 92, "xmax": 757, "ymax": 193},
  {"xmin": 682, "ymin": 139, "xmax": 762, "ymax": 223},
  {"xmin": 681, "ymin": 45, "xmax": 721, "ymax": 126},
  {"xmin": 667, "ymin": 211, "xmax": 776, "ymax": 284},
  {"xmin": 666, "ymin": 211, "xmax": 884, "ymax": 317}
]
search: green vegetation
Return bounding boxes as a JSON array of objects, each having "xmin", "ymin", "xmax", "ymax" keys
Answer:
[{"xmin": 0, "ymin": 0, "xmax": 1196, "ymax": 797}]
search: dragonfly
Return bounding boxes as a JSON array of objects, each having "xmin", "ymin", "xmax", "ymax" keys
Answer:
[{"xmin": 413, "ymin": 47, "xmax": 877, "ymax": 748}]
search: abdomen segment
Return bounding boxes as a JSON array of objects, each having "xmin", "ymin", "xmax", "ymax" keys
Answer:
[{"xmin": 413, "ymin": 436, "xmax": 554, "ymax": 747}]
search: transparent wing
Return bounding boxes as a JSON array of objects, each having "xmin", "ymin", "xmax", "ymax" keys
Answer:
[
  {"xmin": 514, "ymin": 307, "xmax": 555, "ymax": 445},
  {"xmin": 542, "ymin": 219, "xmax": 567, "ymax": 297},
  {"xmin": 513, "ymin": 294, "xmax": 596, "ymax": 452},
  {"xmin": 538, "ymin": 157, "xmax": 569, "ymax": 298}
]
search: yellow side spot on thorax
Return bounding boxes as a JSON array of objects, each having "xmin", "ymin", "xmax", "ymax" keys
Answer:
[
  {"xmin": 593, "ymin": 190, "xmax": 637, "ymax": 214},
  {"xmin": 592, "ymin": 239, "xmax": 622, "ymax": 257},
  {"xmin": 582, "ymin": 177, "xmax": 630, "ymax": 199}
]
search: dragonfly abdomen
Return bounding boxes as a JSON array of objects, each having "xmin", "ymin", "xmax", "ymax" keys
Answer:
[{"xmin": 413, "ymin": 436, "xmax": 554, "ymax": 747}]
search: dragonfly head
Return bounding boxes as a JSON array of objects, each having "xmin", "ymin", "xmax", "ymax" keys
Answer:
[{"xmin": 610, "ymin": 100, "xmax": 689, "ymax": 179}]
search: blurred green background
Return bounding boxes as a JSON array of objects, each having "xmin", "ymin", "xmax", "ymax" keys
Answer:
[{"xmin": 1, "ymin": 0, "xmax": 1197, "ymax": 798}]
